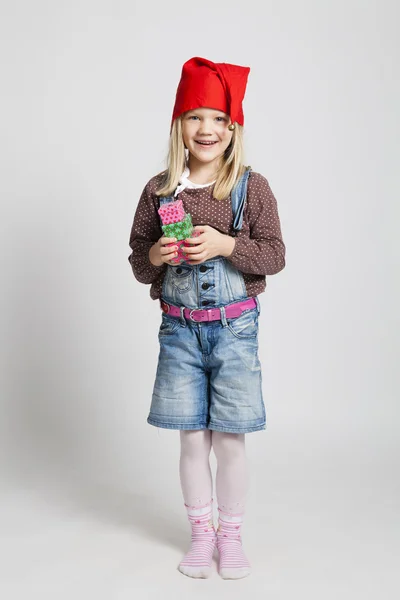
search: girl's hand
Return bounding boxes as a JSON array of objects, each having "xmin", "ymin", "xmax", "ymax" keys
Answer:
[
  {"xmin": 184, "ymin": 226, "xmax": 235, "ymax": 264},
  {"xmin": 149, "ymin": 236, "xmax": 179, "ymax": 266}
]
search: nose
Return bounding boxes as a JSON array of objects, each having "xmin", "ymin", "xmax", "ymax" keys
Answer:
[{"xmin": 197, "ymin": 119, "xmax": 213, "ymax": 135}]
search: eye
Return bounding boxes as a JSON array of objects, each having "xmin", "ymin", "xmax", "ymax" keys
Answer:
[
  {"xmin": 188, "ymin": 115, "xmax": 199, "ymax": 121},
  {"xmin": 216, "ymin": 116, "xmax": 227, "ymax": 122}
]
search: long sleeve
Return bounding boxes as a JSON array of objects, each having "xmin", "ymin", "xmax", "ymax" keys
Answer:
[
  {"xmin": 227, "ymin": 172, "xmax": 286, "ymax": 276},
  {"xmin": 128, "ymin": 180, "xmax": 167, "ymax": 284}
]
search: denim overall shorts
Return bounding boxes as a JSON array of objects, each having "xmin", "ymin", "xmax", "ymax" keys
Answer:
[{"xmin": 148, "ymin": 169, "xmax": 266, "ymax": 434}]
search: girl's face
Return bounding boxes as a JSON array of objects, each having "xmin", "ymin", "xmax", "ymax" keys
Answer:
[{"xmin": 181, "ymin": 107, "xmax": 234, "ymax": 168}]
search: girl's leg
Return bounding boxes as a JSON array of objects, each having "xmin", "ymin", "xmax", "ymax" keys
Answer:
[
  {"xmin": 179, "ymin": 429, "xmax": 213, "ymax": 507},
  {"xmin": 212, "ymin": 431, "xmax": 251, "ymax": 580},
  {"xmin": 178, "ymin": 430, "xmax": 216, "ymax": 579}
]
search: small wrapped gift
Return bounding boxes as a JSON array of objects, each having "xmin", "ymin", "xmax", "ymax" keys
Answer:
[
  {"xmin": 162, "ymin": 213, "xmax": 193, "ymax": 241},
  {"xmin": 158, "ymin": 199, "xmax": 186, "ymax": 225}
]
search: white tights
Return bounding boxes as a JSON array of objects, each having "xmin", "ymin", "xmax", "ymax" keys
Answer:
[{"xmin": 179, "ymin": 430, "xmax": 248, "ymax": 513}]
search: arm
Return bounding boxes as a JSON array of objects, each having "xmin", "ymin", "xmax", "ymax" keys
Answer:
[
  {"xmin": 128, "ymin": 181, "xmax": 167, "ymax": 284},
  {"xmin": 226, "ymin": 172, "xmax": 286, "ymax": 276}
]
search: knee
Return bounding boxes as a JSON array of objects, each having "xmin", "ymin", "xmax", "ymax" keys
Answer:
[
  {"xmin": 212, "ymin": 432, "xmax": 245, "ymax": 462},
  {"xmin": 180, "ymin": 430, "xmax": 212, "ymax": 458}
]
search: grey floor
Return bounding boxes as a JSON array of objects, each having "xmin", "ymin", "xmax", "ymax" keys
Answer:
[{"xmin": 1, "ymin": 437, "xmax": 398, "ymax": 600}]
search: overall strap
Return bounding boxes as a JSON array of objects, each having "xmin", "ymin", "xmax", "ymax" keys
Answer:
[
  {"xmin": 231, "ymin": 167, "xmax": 252, "ymax": 235},
  {"xmin": 159, "ymin": 195, "xmax": 174, "ymax": 206}
]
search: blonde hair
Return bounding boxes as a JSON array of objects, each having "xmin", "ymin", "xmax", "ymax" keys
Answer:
[{"xmin": 156, "ymin": 116, "xmax": 248, "ymax": 200}]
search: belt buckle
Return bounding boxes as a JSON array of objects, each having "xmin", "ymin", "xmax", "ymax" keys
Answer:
[
  {"xmin": 189, "ymin": 308, "xmax": 217, "ymax": 322},
  {"xmin": 189, "ymin": 308, "xmax": 200, "ymax": 322}
]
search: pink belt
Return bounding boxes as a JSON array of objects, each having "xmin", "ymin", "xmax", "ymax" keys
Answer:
[{"xmin": 160, "ymin": 297, "xmax": 257, "ymax": 323}]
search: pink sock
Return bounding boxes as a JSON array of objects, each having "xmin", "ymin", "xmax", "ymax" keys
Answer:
[
  {"xmin": 178, "ymin": 502, "xmax": 216, "ymax": 579},
  {"xmin": 216, "ymin": 508, "xmax": 251, "ymax": 579}
]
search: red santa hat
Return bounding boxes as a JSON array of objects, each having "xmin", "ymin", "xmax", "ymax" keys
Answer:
[{"xmin": 171, "ymin": 56, "xmax": 250, "ymax": 128}]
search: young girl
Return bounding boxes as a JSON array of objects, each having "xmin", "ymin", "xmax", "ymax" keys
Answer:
[{"xmin": 128, "ymin": 56, "xmax": 285, "ymax": 580}]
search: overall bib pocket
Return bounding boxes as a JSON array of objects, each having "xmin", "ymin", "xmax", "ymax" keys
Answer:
[{"xmin": 168, "ymin": 265, "xmax": 194, "ymax": 293}]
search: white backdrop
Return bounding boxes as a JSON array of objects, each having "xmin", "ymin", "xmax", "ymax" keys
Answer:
[{"xmin": 1, "ymin": 1, "xmax": 399, "ymax": 598}]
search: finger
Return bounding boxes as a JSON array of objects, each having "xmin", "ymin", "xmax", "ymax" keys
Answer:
[
  {"xmin": 184, "ymin": 234, "xmax": 205, "ymax": 244},
  {"xmin": 160, "ymin": 237, "xmax": 177, "ymax": 245},
  {"xmin": 183, "ymin": 243, "xmax": 206, "ymax": 255},
  {"xmin": 161, "ymin": 251, "xmax": 178, "ymax": 262},
  {"xmin": 193, "ymin": 225, "xmax": 207, "ymax": 233},
  {"xmin": 160, "ymin": 245, "xmax": 178, "ymax": 255},
  {"xmin": 188, "ymin": 252, "xmax": 208, "ymax": 263}
]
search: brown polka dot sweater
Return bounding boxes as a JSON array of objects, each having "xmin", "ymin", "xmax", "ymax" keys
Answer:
[{"xmin": 128, "ymin": 170, "xmax": 286, "ymax": 300}]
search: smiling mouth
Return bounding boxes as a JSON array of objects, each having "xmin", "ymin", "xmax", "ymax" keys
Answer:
[{"xmin": 195, "ymin": 140, "xmax": 218, "ymax": 146}]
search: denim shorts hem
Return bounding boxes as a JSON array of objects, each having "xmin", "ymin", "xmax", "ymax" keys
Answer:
[
  {"xmin": 147, "ymin": 417, "xmax": 208, "ymax": 430},
  {"xmin": 147, "ymin": 416, "xmax": 266, "ymax": 433},
  {"xmin": 208, "ymin": 422, "xmax": 266, "ymax": 434}
]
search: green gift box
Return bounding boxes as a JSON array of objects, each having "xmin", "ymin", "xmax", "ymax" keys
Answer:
[{"xmin": 162, "ymin": 213, "xmax": 193, "ymax": 241}]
